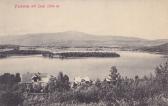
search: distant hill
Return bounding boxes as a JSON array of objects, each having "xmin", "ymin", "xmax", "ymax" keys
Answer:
[
  {"xmin": 140, "ymin": 43, "xmax": 168, "ymax": 54},
  {"xmin": 0, "ymin": 31, "xmax": 167, "ymax": 48}
]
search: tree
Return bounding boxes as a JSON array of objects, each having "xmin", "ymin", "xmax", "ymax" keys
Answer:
[
  {"xmin": 48, "ymin": 72, "xmax": 70, "ymax": 92},
  {"xmin": 155, "ymin": 61, "xmax": 168, "ymax": 91},
  {"xmin": 109, "ymin": 66, "xmax": 121, "ymax": 86},
  {"xmin": 56, "ymin": 72, "xmax": 70, "ymax": 92},
  {"xmin": 48, "ymin": 76, "xmax": 57, "ymax": 93},
  {"xmin": 15, "ymin": 73, "xmax": 21, "ymax": 83}
]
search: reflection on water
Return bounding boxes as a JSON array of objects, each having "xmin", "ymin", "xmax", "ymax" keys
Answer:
[{"xmin": 0, "ymin": 51, "xmax": 166, "ymax": 80}]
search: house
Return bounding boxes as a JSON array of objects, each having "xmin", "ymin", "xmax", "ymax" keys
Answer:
[
  {"xmin": 21, "ymin": 72, "xmax": 51, "ymax": 92},
  {"xmin": 32, "ymin": 72, "xmax": 50, "ymax": 87},
  {"xmin": 74, "ymin": 76, "xmax": 91, "ymax": 85}
]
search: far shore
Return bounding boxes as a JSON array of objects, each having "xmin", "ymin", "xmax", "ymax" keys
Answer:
[{"xmin": 0, "ymin": 46, "xmax": 167, "ymax": 59}]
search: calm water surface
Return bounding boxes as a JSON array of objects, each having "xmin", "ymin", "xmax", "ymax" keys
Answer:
[{"xmin": 0, "ymin": 51, "xmax": 166, "ymax": 80}]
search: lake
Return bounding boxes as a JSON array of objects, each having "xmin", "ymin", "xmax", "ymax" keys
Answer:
[{"xmin": 0, "ymin": 51, "xmax": 166, "ymax": 81}]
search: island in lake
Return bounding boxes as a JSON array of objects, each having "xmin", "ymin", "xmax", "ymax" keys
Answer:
[{"xmin": 0, "ymin": 48, "xmax": 120, "ymax": 59}]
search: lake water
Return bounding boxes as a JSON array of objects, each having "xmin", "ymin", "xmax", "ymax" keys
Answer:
[{"xmin": 0, "ymin": 51, "xmax": 166, "ymax": 81}]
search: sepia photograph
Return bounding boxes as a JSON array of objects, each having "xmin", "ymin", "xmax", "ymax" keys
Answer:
[{"xmin": 0, "ymin": 0, "xmax": 168, "ymax": 106}]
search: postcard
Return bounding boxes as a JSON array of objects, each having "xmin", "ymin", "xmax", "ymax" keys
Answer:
[{"xmin": 0, "ymin": 0, "xmax": 168, "ymax": 106}]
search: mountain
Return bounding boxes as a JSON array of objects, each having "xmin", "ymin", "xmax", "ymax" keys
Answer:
[{"xmin": 0, "ymin": 31, "xmax": 167, "ymax": 48}]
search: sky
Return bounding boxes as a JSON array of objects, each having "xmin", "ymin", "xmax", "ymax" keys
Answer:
[{"xmin": 0, "ymin": 0, "xmax": 168, "ymax": 39}]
